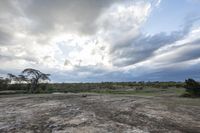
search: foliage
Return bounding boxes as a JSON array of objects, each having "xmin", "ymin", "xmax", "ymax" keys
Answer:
[
  {"xmin": 184, "ymin": 78, "xmax": 200, "ymax": 97},
  {"xmin": 0, "ymin": 71, "xmax": 191, "ymax": 96},
  {"xmin": 0, "ymin": 68, "xmax": 51, "ymax": 94},
  {"xmin": 22, "ymin": 68, "xmax": 50, "ymax": 93},
  {"xmin": 0, "ymin": 77, "xmax": 9, "ymax": 90}
]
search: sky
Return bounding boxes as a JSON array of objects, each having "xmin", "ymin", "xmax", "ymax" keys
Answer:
[{"xmin": 0, "ymin": 0, "xmax": 200, "ymax": 82}]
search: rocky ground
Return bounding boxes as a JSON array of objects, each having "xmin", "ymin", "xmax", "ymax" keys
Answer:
[{"xmin": 0, "ymin": 93, "xmax": 200, "ymax": 133}]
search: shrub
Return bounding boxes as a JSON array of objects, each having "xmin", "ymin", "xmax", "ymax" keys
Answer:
[
  {"xmin": 135, "ymin": 86, "xmax": 143, "ymax": 91},
  {"xmin": 0, "ymin": 77, "xmax": 9, "ymax": 90},
  {"xmin": 184, "ymin": 78, "xmax": 200, "ymax": 97}
]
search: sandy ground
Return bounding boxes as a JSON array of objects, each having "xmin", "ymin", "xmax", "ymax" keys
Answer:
[{"xmin": 0, "ymin": 93, "xmax": 200, "ymax": 133}]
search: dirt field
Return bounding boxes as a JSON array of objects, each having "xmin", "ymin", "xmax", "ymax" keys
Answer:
[{"xmin": 0, "ymin": 93, "xmax": 200, "ymax": 133}]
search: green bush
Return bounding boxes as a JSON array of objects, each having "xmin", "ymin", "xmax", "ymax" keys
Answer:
[
  {"xmin": 0, "ymin": 78, "xmax": 9, "ymax": 90},
  {"xmin": 184, "ymin": 79, "xmax": 200, "ymax": 97}
]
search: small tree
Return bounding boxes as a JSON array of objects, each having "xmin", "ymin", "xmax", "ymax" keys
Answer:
[
  {"xmin": 184, "ymin": 78, "xmax": 200, "ymax": 97},
  {"xmin": 0, "ymin": 77, "xmax": 9, "ymax": 90},
  {"xmin": 22, "ymin": 68, "xmax": 50, "ymax": 93}
]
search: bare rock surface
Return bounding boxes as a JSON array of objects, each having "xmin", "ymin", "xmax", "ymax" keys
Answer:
[{"xmin": 0, "ymin": 94, "xmax": 200, "ymax": 133}]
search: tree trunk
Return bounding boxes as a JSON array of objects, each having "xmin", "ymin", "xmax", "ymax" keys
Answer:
[{"xmin": 30, "ymin": 79, "xmax": 38, "ymax": 93}]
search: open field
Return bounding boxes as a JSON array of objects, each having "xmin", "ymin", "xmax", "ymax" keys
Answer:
[{"xmin": 0, "ymin": 93, "xmax": 200, "ymax": 133}]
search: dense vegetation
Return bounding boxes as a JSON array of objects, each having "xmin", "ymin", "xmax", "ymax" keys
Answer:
[
  {"xmin": 0, "ymin": 68, "xmax": 200, "ymax": 97},
  {"xmin": 184, "ymin": 78, "xmax": 200, "ymax": 97},
  {"xmin": 0, "ymin": 76, "xmax": 185, "ymax": 94}
]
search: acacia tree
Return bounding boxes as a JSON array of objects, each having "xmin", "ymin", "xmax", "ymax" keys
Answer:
[{"xmin": 22, "ymin": 68, "xmax": 50, "ymax": 93}]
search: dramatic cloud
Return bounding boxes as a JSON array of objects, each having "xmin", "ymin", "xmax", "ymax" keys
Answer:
[
  {"xmin": 0, "ymin": 0, "xmax": 200, "ymax": 82},
  {"xmin": 111, "ymin": 16, "xmax": 200, "ymax": 67}
]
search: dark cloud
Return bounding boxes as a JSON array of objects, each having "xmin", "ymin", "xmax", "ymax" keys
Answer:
[
  {"xmin": 81, "ymin": 62, "xmax": 200, "ymax": 82},
  {"xmin": 153, "ymin": 40, "xmax": 200, "ymax": 64},
  {"xmin": 138, "ymin": 63, "xmax": 200, "ymax": 81},
  {"xmin": 111, "ymin": 16, "xmax": 200, "ymax": 67},
  {"xmin": 111, "ymin": 32, "xmax": 183, "ymax": 66},
  {"xmin": 22, "ymin": 0, "xmax": 119, "ymax": 35},
  {"xmin": 51, "ymin": 61, "xmax": 200, "ymax": 82}
]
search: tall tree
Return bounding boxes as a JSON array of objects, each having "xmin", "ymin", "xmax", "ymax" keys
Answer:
[{"xmin": 22, "ymin": 68, "xmax": 50, "ymax": 93}]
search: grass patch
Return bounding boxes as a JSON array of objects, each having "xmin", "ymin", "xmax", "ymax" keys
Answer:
[{"xmin": 80, "ymin": 88, "xmax": 185, "ymax": 96}]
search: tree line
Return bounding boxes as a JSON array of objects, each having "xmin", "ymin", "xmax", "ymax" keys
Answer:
[{"xmin": 0, "ymin": 68, "xmax": 200, "ymax": 97}]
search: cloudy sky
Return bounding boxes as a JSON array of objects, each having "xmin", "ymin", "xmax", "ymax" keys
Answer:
[{"xmin": 0, "ymin": 0, "xmax": 200, "ymax": 82}]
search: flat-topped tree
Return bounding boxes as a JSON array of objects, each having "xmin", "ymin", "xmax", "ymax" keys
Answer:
[{"xmin": 22, "ymin": 68, "xmax": 50, "ymax": 93}]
